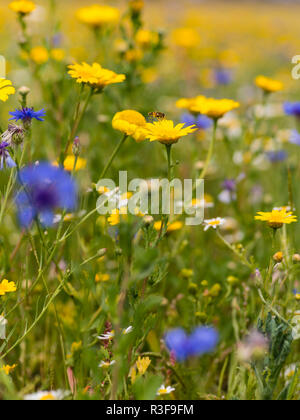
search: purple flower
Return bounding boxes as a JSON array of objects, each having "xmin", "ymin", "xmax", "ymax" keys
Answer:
[
  {"xmin": 214, "ymin": 68, "xmax": 233, "ymax": 85},
  {"xmin": 15, "ymin": 162, "xmax": 77, "ymax": 228},
  {"xmin": 9, "ymin": 107, "xmax": 46, "ymax": 123},
  {"xmin": 289, "ymin": 129, "xmax": 300, "ymax": 146},
  {"xmin": 222, "ymin": 179, "xmax": 236, "ymax": 193},
  {"xmin": 283, "ymin": 102, "xmax": 300, "ymax": 118},
  {"xmin": 1, "ymin": 124, "xmax": 25, "ymax": 146},
  {"xmin": 0, "ymin": 142, "xmax": 16, "ymax": 170},
  {"xmin": 219, "ymin": 179, "xmax": 237, "ymax": 204},
  {"xmin": 266, "ymin": 150, "xmax": 287, "ymax": 163},
  {"xmin": 165, "ymin": 326, "xmax": 218, "ymax": 362},
  {"xmin": 181, "ymin": 113, "xmax": 212, "ymax": 131}
]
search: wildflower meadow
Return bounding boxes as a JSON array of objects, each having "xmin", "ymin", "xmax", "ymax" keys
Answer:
[{"xmin": 0, "ymin": 0, "xmax": 300, "ymax": 403}]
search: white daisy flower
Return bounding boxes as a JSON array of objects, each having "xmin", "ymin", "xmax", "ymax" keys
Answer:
[
  {"xmin": 203, "ymin": 217, "xmax": 226, "ymax": 231},
  {"xmin": 122, "ymin": 326, "xmax": 133, "ymax": 335},
  {"xmin": 156, "ymin": 385, "xmax": 175, "ymax": 396},
  {"xmin": 24, "ymin": 390, "xmax": 68, "ymax": 400},
  {"xmin": 99, "ymin": 360, "xmax": 116, "ymax": 368},
  {"xmin": 97, "ymin": 331, "xmax": 115, "ymax": 340}
]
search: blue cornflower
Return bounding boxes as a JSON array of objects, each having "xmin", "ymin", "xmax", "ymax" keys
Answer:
[
  {"xmin": 283, "ymin": 102, "xmax": 300, "ymax": 118},
  {"xmin": 15, "ymin": 162, "xmax": 77, "ymax": 228},
  {"xmin": 289, "ymin": 129, "xmax": 300, "ymax": 146},
  {"xmin": 0, "ymin": 141, "xmax": 16, "ymax": 170},
  {"xmin": 266, "ymin": 150, "xmax": 287, "ymax": 163},
  {"xmin": 165, "ymin": 329, "xmax": 190, "ymax": 361},
  {"xmin": 214, "ymin": 68, "xmax": 233, "ymax": 86},
  {"xmin": 187, "ymin": 327, "xmax": 219, "ymax": 357},
  {"xmin": 165, "ymin": 326, "xmax": 218, "ymax": 362},
  {"xmin": 9, "ymin": 107, "xmax": 46, "ymax": 123},
  {"xmin": 181, "ymin": 113, "xmax": 212, "ymax": 131}
]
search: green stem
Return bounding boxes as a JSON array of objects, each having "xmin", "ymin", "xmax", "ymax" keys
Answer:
[
  {"xmin": 63, "ymin": 87, "xmax": 93, "ymax": 157},
  {"xmin": 217, "ymin": 230, "xmax": 254, "ymax": 270},
  {"xmin": 166, "ymin": 144, "xmax": 172, "ymax": 182},
  {"xmin": 200, "ymin": 119, "xmax": 218, "ymax": 179},
  {"xmin": 100, "ymin": 134, "xmax": 128, "ymax": 179}
]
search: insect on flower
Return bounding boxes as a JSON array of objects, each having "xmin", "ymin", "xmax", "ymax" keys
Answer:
[{"xmin": 148, "ymin": 111, "xmax": 166, "ymax": 122}]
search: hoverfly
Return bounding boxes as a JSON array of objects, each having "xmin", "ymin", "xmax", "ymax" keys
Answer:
[{"xmin": 147, "ymin": 111, "xmax": 166, "ymax": 122}]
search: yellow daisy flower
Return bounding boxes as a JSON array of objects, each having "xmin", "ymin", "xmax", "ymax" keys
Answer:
[
  {"xmin": 112, "ymin": 110, "xmax": 147, "ymax": 143},
  {"xmin": 145, "ymin": 119, "xmax": 197, "ymax": 145},
  {"xmin": 76, "ymin": 5, "xmax": 120, "ymax": 27},
  {"xmin": 0, "ymin": 79, "xmax": 15, "ymax": 102},
  {"xmin": 172, "ymin": 27, "xmax": 201, "ymax": 49},
  {"xmin": 68, "ymin": 62, "xmax": 126, "ymax": 90},
  {"xmin": 190, "ymin": 97, "xmax": 240, "ymax": 119},
  {"xmin": 154, "ymin": 221, "xmax": 183, "ymax": 232},
  {"xmin": 50, "ymin": 48, "xmax": 65, "ymax": 62},
  {"xmin": 255, "ymin": 76, "xmax": 283, "ymax": 93},
  {"xmin": 0, "ymin": 279, "xmax": 17, "ymax": 296},
  {"xmin": 176, "ymin": 96, "xmax": 205, "ymax": 111},
  {"xmin": 255, "ymin": 208, "xmax": 297, "ymax": 229},
  {"xmin": 30, "ymin": 46, "xmax": 49, "ymax": 65},
  {"xmin": 135, "ymin": 30, "xmax": 159, "ymax": 48},
  {"xmin": 9, "ymin": 0, "xmax": 35, "ymax": 15},
  {"xmin": 63, "ymin": 155, "xmax": 87, "ymax": 172},
  {"xmin": 107, "ymin": 209, "xmax": 128, "ymax": 226}
]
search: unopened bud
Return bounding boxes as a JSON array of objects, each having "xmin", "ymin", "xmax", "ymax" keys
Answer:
[
  {"xmin": 227, "ymin": 275, "xmax": 239, "ymax": 285},
  {"xmin": 72, "ymin": 136, "xmax": 81, "ymax": 157},
  {"xmin": 293, "ymin": 254, "xmax": 300, "ymax": 263},
  {"xmin": 97, "ymin": 248, "xmax": 107, "ymax": 257},
  {"xmin": 273, "ymin": 251, "xmax": 283, "ymax": 263},
  {"xmin": 188, "ymin": 282, "xmax": 198, "ymax": 295},
  {"xmin": 143, "ymin": 215, "xmax": 154, "ymax": 227},
  {"xmin": 129, "ymin": 0, "xmax": 144, "ymax": 13},
  {"xmin": 195, "ymin": 312, "xmax": 207, "ymax": 322},
  {"xmin": 18, "ymin": 86, "xmax": 30, "ymax": 97}
]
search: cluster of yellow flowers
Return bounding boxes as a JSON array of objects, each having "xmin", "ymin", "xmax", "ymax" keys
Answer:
[
  {"xmin": 130, "ymin": 356, "xmax": 151, "ymax": 384},
  {"xmin": 176, "ymin": 95, "xmax": 240, "ymax": 120},
  {"xmin": 1, "ymin": 364, "xmax": 17, "ymax": 375},
  {"xmin": 112, "ymin": 110, "xmax": 197, "ymax": 145}
]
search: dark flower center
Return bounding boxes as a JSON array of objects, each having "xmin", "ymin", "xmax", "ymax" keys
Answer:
[{"xmin": 31, "ymin": 185, "xmax": 59, "ymax": 210}]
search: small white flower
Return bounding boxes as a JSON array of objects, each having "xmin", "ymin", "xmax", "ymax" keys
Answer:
[
  {"xmin": 97, "ymin": 331, "xmax": 115, "ymax": 341},
  {"xmin": 99, "ymin": 360, "xmax": 116, "ymax": 368},
  {"xmin": 156, "ymin": 385, "xmax": 175, "ymax": 396},
  {"xmin": 123, "ymin": 326, "xmax": 133, "ymax": 335},
  {"xmin": 24, "ymin": 390, "xmax": 68, "ymax": 400},
  {"xmin": 203, "ymin": 217, "xmax": 226, "ymax": 231}
]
